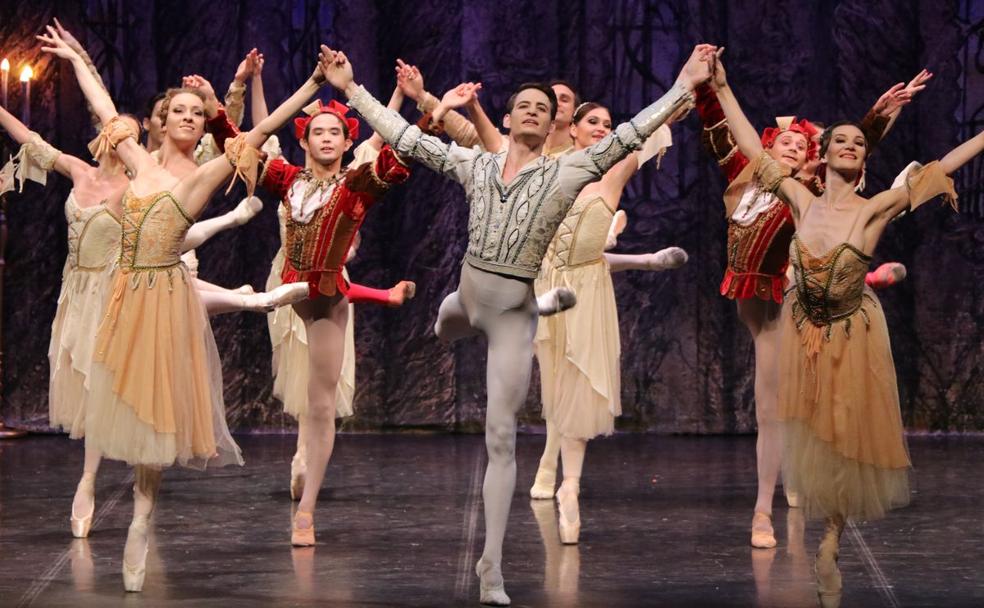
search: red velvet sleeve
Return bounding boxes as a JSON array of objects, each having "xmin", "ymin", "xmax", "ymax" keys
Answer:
[
  {"xmin": 259, "ymin": 158, "xmax": 303, "ymax": 200},
  {"xmin": 695, "ymin": 84, "xmax": 749, "ymax": 183},
  {"xmin": 205, "ymin": 107, "xmax": 240, "ymax": 153}
]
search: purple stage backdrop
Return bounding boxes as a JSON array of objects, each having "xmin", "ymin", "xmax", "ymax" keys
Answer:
[{"xmin": 1, "ymin": 0, "xmax": 984, "ymax": 434}]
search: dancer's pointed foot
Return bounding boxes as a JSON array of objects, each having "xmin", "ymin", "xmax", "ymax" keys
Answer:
[
  {"xmin": 387, "ymin": 280, "xmax": 416, "ymax": 307},
  {"xmin": 290, "ymin": 452, "xmax": 306, "ymax": 502},
  {"xmin": 536, "ymin": 287, "xmax": 577, "ymax": 317},
  {"xmin": 605, "ymin": 209, "xmax": 628, "ymax": 250},
  {"xmin": 751, "ymin": 512, "xmax": 777, "ymax": 549},
  {"xmin": 71, "ymin": 474, "xmax": 96, "ymax": 538},
  {"xmin": 291, "ymin": 510, "xmax": 316, "ymax": 547},
  {"xmin": 245, "ymin": 282, "xmax": 309, "ymax": 313},
  {"xmin": 529, "ymin": 466, "xmax": 557, "ymax": 499},
  {"xmin": 233, "ymin": 195, "xmax": 264, "ymax": 225},
  {"xmin": 122, "ymin": 515, "xmax": 150, "ymax": 592},
  {"xmin": 865, "ymin": 262, "xmax": 907, "ymax": 290},
  {"xmin": 816, "ymin": 517, "xmax": 843, "ymax": 602},
  {"xmin": 646, "ymin": 246, "xmax": 689, "ymax": 270},
  {"xmin": 476, "ymin": 557, "xmax": 510, "ymax": 606},
  {"xmin": 556, "ymin": 480, "xmax": 581, "ymax": 545}
]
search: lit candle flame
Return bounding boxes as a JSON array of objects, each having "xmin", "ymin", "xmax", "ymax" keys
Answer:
[
  {"xmin": 1, "ymin": 58, "xmax": 9, "ymax": 72},
  {"xmin": 19, "ymin": 66, "xmax": 33, "ymax": 82}
]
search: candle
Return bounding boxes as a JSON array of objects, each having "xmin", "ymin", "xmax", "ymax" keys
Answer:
[
  {"xmin": 0, "ymin": 58, "xmax": 8, "ymax": 107},
  {"xmin": 19, "ymin": 66, "xmax": 32, "ymax": 126}
]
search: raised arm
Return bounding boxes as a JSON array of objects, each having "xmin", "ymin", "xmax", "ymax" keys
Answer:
[
  {"xmin": 38, "ymin": 25, "xmax": 152, "ymax": 176},
  {"xmin": 396, "ymin": 59, "xmax": 483, "ymax": 149},
  {"xmin": 710, "ymin": 53, "xmax": 814, "ymax": 219},
  {"xmin": 863, "ymin": 69, "xmax": 933, "ymax": 149},
  {"xmin": 328, "ymin": 48, "xmax": 478, "ymax": 185},
  {"xmin": 557, "ymin": 44, "xmax": 716, "ymax": 201},
  {"xmin": 174, "ymin": 51, "xmax": 331, "ymax": 217},
  {"xmin": 430, "ymin": 82, "xmax": 504, "ymax": 151},
  {"xmin": 0, "ymin": 104, "xmax": 90, "ymax": 180}
]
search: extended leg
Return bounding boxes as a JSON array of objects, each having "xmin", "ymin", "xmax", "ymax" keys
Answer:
[
  {"xmin": 181, "ymin": 196, "xmax": 263, "ymax": 251},
  {"xmin": 196, "ymin": 278, "xmax": 308, "ymax": 316},
  {"xmin": 604, "ymin": 247, "xmax": 689, "ymax": 273}
]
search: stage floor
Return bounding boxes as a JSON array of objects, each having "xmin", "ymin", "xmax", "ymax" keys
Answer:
[{"xmin": 1, "ymin": 433, "xmax": 982, "ymax": 607}]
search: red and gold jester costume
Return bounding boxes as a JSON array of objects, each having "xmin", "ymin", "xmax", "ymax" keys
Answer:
[
  {"xmin": 696, "ymin": 85, "xmax": 888, "ymax": 303},
  {"xmin": 210, "ymin": 100, "xmax": 410, "ymax": 304}
]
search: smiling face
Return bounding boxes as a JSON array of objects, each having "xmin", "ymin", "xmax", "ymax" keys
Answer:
[
  {"xmin": 823, "ymin": 124, "xmax": 867, "ymax": 174},
  {"xmin": 300, "ymin": 113, "xmax": 352, "ymax": 166},
  {"xmin": 766, "ymin": 130, "xmax": 809, "ymax": 171},
  {"xmin": 161, "ymin": 92, "xmax": 205, "ymax": 144},
  {"xmin": 504, "ymin": 87, "xmax": 555, "ymax": 142},
  {"xmin": 570, "ymin": 107, "xmax": 612, "ymax": 148}
]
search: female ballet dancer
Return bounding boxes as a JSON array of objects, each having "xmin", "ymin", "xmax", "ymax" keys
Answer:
[
  {"xmin": 694, "ymin": 65, "xmax": 931, "ymax": 549},
  {"xmin": 529, "ymin": 101, "xmax": 687, "ymax": 545},
  {"xmin": 711, "ymin": 50, "xmax": 976, "ymax": 602},
  {"xmin": 40, "ymin": 26, "xmax": 332, "ymax": 590}
]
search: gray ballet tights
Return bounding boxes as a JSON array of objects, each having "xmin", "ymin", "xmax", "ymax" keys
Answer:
[{"xmin": 434, "ymin": 263, "xmax": 538, "ymax": 573}]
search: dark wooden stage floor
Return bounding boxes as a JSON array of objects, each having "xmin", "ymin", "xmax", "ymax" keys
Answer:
[{"xmin": 1, "ymin": 433, "xmax": 982, "ymax": 607}]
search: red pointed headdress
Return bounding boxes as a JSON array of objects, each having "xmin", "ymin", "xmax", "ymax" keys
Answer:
[
  {"xmin": 760, "ymin": 116, "xmax": 819, "ymax": 161},
  {"xmin": 293, "ymin": 99, "xmax": 360, "ymax": 141}
]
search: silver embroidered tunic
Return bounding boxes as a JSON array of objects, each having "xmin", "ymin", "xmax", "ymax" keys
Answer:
[{"xmin": 348, "ymin": 82, "xmax": 693, "ymax": 279}]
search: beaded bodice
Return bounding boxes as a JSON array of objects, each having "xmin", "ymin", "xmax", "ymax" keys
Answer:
[
  {"xmin": 65, "ymin": 193, "xmax": 120, "ymax": 271},
  {"xmin": 790, "ymin": 235, "xmax": 872, "ymax": 333},
  {"xmin": 544, "ymin": 195, "xmax": 613, "ymax": 270},
  {"xmin": 118, "ymin": 189, "xmax": 193, "ymax": 272}
]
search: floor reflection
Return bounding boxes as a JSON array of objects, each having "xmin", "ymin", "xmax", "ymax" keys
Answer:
[
  {"xmin": 530, "ymin": 499, "xmax": 580, "ymax": 607},
  {"xmin": 752, "ymin": 508, "xmax": 819, "ymax": 608}
]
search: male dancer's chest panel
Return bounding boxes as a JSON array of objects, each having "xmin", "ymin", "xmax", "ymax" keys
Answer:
[{"xmin": 283, "ymin": 178, "xmax": 365, "ymax": 273}]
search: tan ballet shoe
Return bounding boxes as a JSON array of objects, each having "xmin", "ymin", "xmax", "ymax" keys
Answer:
[
  {"xmin": 529, "ymin": 466, "xmax": 556, "ymax": 500},
  {"xmin": 122, "ymin": 515, "xmax": 149, "ymax": 592},
  {"xmin": 71, "ymin": 475, "xmax": 96, "ymax": 538},
  {"xmin": 556, "ymin": 480, "xmax": 581, "ymax": 545},
  {"xmin": 387, "ymin": 280, "xmax": 416, "ymax": 307},
  {"xmin": 247, "ymin": 282, "xmax": 309, "ymax": 312},
  {"xmin": 476, "ymin": 557, "xmax": 510, "ymax": 606},
  {"xmin": 751, "ymin": 512, "xmax": 777, "ymax": 549},
  {"xmin": 292, "ymin": 511, "xmax": 316, "ymax": 547}
]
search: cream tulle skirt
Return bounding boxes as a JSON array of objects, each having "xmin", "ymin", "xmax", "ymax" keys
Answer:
[{"xmin": 534, "ymin": 258, "xmax": 621, "ymax": 440}]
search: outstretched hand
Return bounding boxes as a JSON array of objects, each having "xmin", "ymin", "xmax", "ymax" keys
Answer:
[
  {"xmin": 234, "ymin": 48, "xmax": 261, "ymax": 83},
  {"xmin": 317, "ymin": 45, "xmax": 353, "ymax": 90},
  {"xmin": 182, "ymin": 74, "xmax": 217, "ymax": 102},
  {"xmin": 441, "ymin": 82, "xmax": 482, "ymax": 110},
  {"xmin": 904, "ymin": 68, "xmax": 933, "ymax": 99},
  {"xmin": 395, "ymin": 59, "xmax": 425, "ymax": 100},
  {"xmin": 53, "ymin": 18, "xmax": 86, "ymax": 57},
  {"xmin": 37, "ymin": 24, "xmax": 82, "ymax": 61},
  {"xmin": 677, "ymin": 43, "xmax": 718, "ymax": 90}
]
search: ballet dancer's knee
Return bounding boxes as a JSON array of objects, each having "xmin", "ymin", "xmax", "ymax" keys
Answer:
[{"xmin": 485, "ymin": 420, "xmax": 517, "ymax": 463}]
